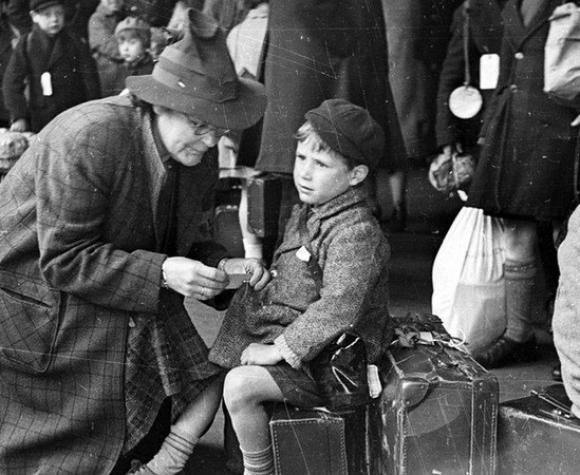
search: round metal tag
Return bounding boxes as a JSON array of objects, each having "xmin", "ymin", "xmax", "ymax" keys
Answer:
[{"xmin": 448, "ymin": 85, "xmax": 483, "ymax": 119}]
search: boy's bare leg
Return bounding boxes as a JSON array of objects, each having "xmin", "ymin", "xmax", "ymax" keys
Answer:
[
  {"xmin": 134, "ymin": 377, "xmax": 223, "ymax": 475},
  {"xmin": 224, "ymin": 366, "xmax": 284, "ymax": 474}
]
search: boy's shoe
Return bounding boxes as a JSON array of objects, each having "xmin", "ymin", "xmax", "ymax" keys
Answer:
[
  {"xmin": 472, "ymin": 335, "xmax": 537, "ymax": 369},
  {"xmin": 127, "ymin": 460, "xmax": 157, "ymax": 475}
]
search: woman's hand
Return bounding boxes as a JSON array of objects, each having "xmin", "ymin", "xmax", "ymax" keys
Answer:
[
  {"xmin": 241, "ymin": 343, "xmax": 283, "ymax": 365},
  {"xmin": 162, "ymin": 257, "xmax": 228, "ymax": 299}
]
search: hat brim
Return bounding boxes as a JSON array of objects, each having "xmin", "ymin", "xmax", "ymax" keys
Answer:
[
  {"xmin": 32, "ymin": 0, "xmax": 63, "ymax": 11},
  {"xmin": 126, "ymin": 75, "xmax": 266, "ymax": 130}
]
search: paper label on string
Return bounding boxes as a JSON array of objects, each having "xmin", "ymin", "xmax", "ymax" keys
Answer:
[
  {"xmin": 40, "ymin": 72, "xmax": 53, "ymax": 96},
  {"xmin": 479, "ymin": 54, "xmax": 500, "ymax": 90},
  {"xmin": 296, "ymin": 246, "xmax": 311, "ymax": 262}
]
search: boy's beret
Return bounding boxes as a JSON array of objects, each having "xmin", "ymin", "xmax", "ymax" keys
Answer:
[
  {"xmin": 30, "ymin": 0, "xmax": 63, "ymax": 12},
  {"xmin": 305, "ymin": 99, "xmax": 385, "ymax": 170},
  {"xmin": 115, "ymin": 16, "xmax": 151, "ymax": 38}
]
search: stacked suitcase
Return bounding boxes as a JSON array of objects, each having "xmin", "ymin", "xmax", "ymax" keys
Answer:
[
  {"xmin": 497, "ymin": 384, "xmax": 580, "ymax": 475},
  {"xmin": 270, "ymin": 314, "xmax": 500, "ymax": 475}
]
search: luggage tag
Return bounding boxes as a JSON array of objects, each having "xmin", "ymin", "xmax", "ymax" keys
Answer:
[
  {"xmin": 479, "ymin": 53, "xmax": 500, "ymax": 90},
  {"xmin": 40, "ymin": 72, "xmax": 53, "ymax": 96},
  {"xmin": 296, "ymin": 246, "xmax": 311, "ymax": 262},
  {"xmin": 367, "ymin": 364, "xmax": 382, "ymax": 398},
  {"xmin": 225, "ymin": 273, "xmax": 249, "ymax": 289},
  {"xmin": 449, "ymin": 85, "xmax": 483, "ymax": 119}
]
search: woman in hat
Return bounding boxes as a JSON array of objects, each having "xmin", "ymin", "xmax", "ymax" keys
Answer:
[{"xmin": 0, "ymin": 9, "xmax": 267, "ymax": 474}]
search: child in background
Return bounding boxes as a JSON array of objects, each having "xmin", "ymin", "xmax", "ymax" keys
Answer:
[
  {"xmin": 3, "ymin": 0, "xmax": 100, "ymax": 132},
  {"xmin": 210, "ymin": 99, "xmax": 392, "ymax": 475},
  {"xmin": 88, "ymin": 0, "xmax": 125, "ymax": 97},
  {"xmin": 112, "ymin": 16, "xmax": 153, "ymax": 94}
]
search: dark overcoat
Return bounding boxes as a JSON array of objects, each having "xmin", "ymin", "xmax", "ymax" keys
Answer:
[
  {"xmin": 466, "ymin": 0, "xmax": 578, "ymax": 220},
  {"xmin": 435, "ymin": 0, "xmax": 506, "ymax": 148},
  {"xmin": 3, "ymin": 25, "xmax": 101, "ymax": 132},
  {"xmin": 255, "ymin": 0, "xmax": 406, "ymax": 174},
  {"xmin": 0, "ymin": 95, "xmax": 225, "ymax": 473}
]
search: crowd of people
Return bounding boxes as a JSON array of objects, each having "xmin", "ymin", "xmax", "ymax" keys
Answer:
[{"xmin": 0, "ymin": 0, "xmax": 579, "ymax": 473}]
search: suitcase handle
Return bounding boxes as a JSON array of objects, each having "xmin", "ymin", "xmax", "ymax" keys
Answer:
[{"xmin": 530, "ymin": 389, "xmax": 574, "ymax": 418}]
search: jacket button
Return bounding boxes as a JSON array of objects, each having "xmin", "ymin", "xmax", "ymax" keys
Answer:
[
  {"xmin": 510, "ymin": 84, "xmax": 518, "ymax": 92},
  {"xmin": 514, "ymin": 52, "xmax": 524, "ymax": 60}
]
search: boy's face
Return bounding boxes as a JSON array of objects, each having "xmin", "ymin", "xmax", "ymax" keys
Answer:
[
  {"xmin": 31, "ymin": 4, "xmax": 65, "ymax": 36},
  {"xmin": 293, "ymin": 136, "xmax": 366, "ymax": 206},
  {"xmin": 118, "ymin": 36, "xmax": 146, "ymax": 63}
]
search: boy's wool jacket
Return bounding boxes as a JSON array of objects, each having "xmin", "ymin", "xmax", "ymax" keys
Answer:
[
  {"xmin": 3, "ymin": 25, "xmax": 100, "ymax": 132},
  {"xmin": 209, "ymin": 187, "xmax": 392, "ymax": 369},
  {"xmin": 0, "ymin": 95, "xmax": 225, "ymax": 473}
]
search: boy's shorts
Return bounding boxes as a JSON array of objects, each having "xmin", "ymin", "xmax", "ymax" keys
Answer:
[{"xmin": 266, "ymin": 362, "xmax": 325, "ymax": 408}]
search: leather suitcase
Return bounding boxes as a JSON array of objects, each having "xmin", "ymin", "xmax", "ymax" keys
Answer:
[
  {"xmin": 269, "ymin": 404, "xmax": 369, "ymax": 475},
  {"xmin": 370, "ymin": 316, "xmax": 499, "ymax": 475},
  {"xmin": 498, "ymin": 384, "xmax": 580, "ymax": 475},
  {"xmin": 247, "ymin": 174, "xmax": 282, "ymax": 238},
  {"xmin": 213, "ymin": 178, "xmax": 244, "ymax": 257}
]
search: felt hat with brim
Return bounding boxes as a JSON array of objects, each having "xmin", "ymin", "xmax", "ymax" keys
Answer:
[
  {"xmin": 305, "ymin": 99, "xmax": 384, "ymax": 170},
  {"xmin": 30, "ymin": 0, "xmax": 63, "ymax": 12},
  {"xmin": 127, "ymin": 8, "xmax": 266, "ymax": 130}
]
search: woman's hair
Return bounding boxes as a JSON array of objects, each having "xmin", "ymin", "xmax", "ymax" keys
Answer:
[{"xmin": 294, "ymin": 121, "xmax": 356, "ymax": 169}]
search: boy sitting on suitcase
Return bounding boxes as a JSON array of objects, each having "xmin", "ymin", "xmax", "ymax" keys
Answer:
[{"xmin": 209, "ymin": 98, "xmax": 392, "ymax": 475}]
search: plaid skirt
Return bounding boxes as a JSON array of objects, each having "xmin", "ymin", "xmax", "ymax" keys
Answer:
[{"xmin": 123, "ymin": 292, "xmax": 223, "ymax": 452}]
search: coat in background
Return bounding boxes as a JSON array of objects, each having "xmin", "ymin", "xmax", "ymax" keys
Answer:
[
  {"xmin": 3, "ymin": 25, "xmax": 100, "ymax": 131},
  {"xmin": 466, "ymin": 0, "xmax": 579, "ymax": 221}
]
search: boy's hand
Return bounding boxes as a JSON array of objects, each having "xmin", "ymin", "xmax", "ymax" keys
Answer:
[
  {"xmin": 10, "ymin": 118, "xmax": 28, "ymax": 133},
  {"xmin": 220, "ymin": 258, "xmax": 270, "ymax": 290},
  {"xmin": 240, "ymin": 343, "xmax": 283, "ymax": 366}
]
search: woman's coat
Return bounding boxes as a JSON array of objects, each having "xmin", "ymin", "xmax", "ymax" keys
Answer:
[{"xmin": 0, "ymin": 95, "xmax": 224, "ymax": 473}]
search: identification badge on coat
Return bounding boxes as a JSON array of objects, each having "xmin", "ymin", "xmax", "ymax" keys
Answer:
[
  {"xmin": 41, "ymin": 72, "xmax": 53, "ymax": 96},
  {"xmin": 479, "ymin": 54, "xmax": 500, "ymax": 90},
  {"xmin": 296, "ymin": 246, "xmax": 311, "ymax": 262}
]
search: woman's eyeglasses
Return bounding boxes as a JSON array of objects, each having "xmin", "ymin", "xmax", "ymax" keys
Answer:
[{"xmin": 185, "ymin": 116, "xmax": 231, "ymax": 137}]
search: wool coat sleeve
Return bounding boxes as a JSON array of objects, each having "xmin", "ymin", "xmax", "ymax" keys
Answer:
[
  {"xmin": 275, "ymin": 221, "xmax": 388, "ymax": 366},
  {"xmin": 76, "ymin": 36, "xmax": 101, "ymax": 100},
  {"xmin": 88, "ymin": 11, "xmax": 121, "ymax": 59},
  {"xmin": 2, "ymin": 34, "xmax": 30, "ymax": 121},
  {"xmin": 35, "ymin": 115, "xmax": 165, "ymax": 313}
]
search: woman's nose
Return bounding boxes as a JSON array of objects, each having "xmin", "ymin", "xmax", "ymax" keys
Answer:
[{"xmin": 202, "ymin": 132, "xmax": 220, "ymax": 148}]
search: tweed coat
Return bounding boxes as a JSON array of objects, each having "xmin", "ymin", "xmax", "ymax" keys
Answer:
[
  {"xmin": 254, "ymin": 0, "xmax": 406, "ymax": 175},
  {"xmin": 3, "ymin": 24, "xmax": 100, "ymax": 132},
  {"xmin": 435, "ymin": 0, "xmax": 506, "ymax": 149},
  {"xmin": 553, "ymin": 205, "xmax": 580, "ymax": 418},
  {"xmin": 466, "ymin": 0, "xmax": 578, "ymax": 221},
  {"xmin": 209, "ymin": 187, "xmax": 392, "ymax": 369},
  {"xmin": 0, "ymin": 95, "xmax": 226, "ymax": 474}
]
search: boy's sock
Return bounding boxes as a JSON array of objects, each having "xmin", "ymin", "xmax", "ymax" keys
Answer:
[
  {"xmin": 145, "ymin": 426, "xmax": 198, "ymax": 475},
  {"xmin": 504, "ymin": 259, "xmax": 537, "ymax": 342},
  {"xmin": 240, "ymin": 445, "xmax": 274, "ymax": 475}
]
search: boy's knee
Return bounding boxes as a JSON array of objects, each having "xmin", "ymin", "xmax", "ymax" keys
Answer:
[{"xmin": 223, "ymin": 367, "xmax": 257, "ymax": 413}]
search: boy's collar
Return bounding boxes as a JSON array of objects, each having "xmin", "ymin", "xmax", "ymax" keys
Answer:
[{"xmin": 308, "ymin": 186, "xmax": 368, "ymax": 219}]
